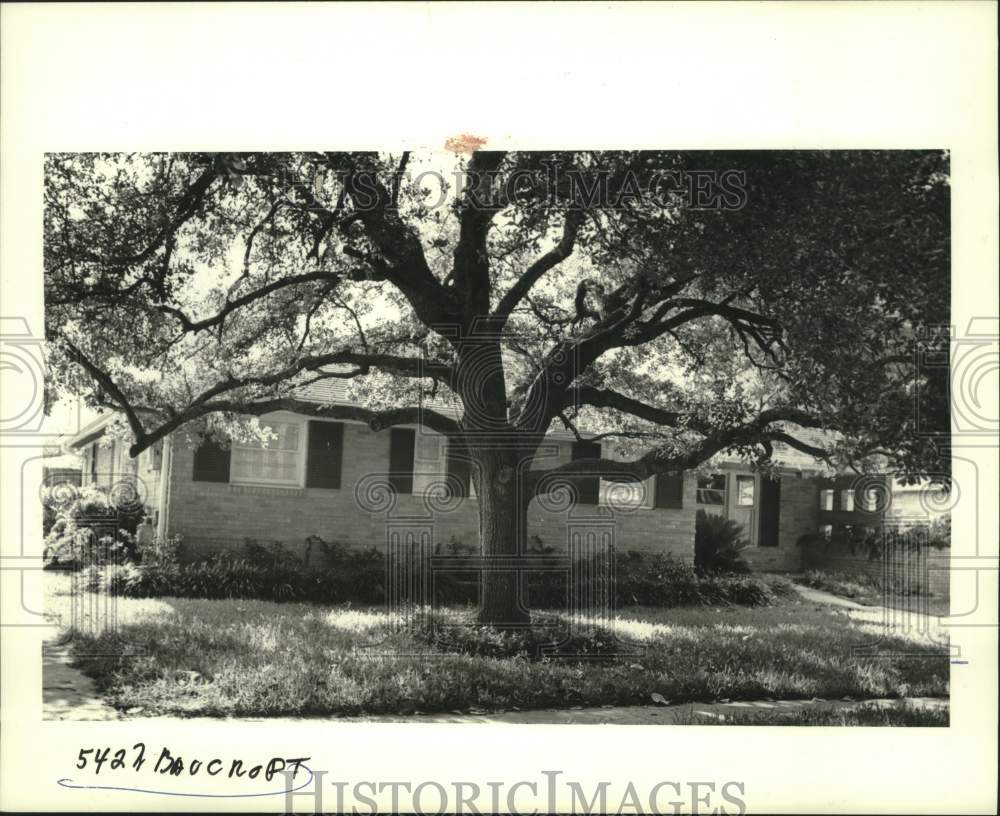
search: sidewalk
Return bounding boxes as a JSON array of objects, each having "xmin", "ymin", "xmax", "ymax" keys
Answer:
[
  {"xmin": 791, "ymin": 583, "xmax": 869, "ymax": 609},
  {"xmin": 43, "ymin": 637, "xmax": 121, "ymax": 721}
]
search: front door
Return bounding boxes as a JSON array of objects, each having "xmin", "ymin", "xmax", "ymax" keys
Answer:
[{"xmin": 729, "ymin": 472, "xmax": 758, "ymax": 546}]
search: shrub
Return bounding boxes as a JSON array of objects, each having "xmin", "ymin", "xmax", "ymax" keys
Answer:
[
  {"xmin": 531, "ymin": 550, "xmax": 777, "ymax": 610},
  {"xmin": 136, "ymin": 533, "xmax": 183, "ymax": 568},
  {"xmin": 902, "ymin": 516, "xmax": 951, "ymax": 549},
  {"xmin": 416, "ymin": 612, "xmax": 624, "ymax": 660},
  {"xmin": 43, "ymin": 484, "xmax": 144, "ymax": 569},
  {"xmin": 694, "ymin": 510, "xmax": 751, "ymax": 574},
  {"xmin": 83, "ymin": 534, "xmax": 781, "ymax": 610}
]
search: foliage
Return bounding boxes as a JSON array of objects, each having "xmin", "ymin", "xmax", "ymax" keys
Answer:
[
  {"xmin": 91, "ymin": 534, "xmax": 785, "ymax": 612},
  {"xmin": 42, "ymin": 484, "xmax": 143, "ymax": 569},
  {"xmin": 44, "ymin": 150, "xmax": 951, "ymax": 623},
  {"xmin": 135, "ymin": 532, "xmax": 183, "ymax": 567},
  {"xmin": 46, "ymin": 573, "xmax": 949, "ymax": 718},
  {"xmin": 795, "ymin": 569, "xmax": 936, "ymax": 602},
  {"xmin": 694, "ymin": 509, "xmax": 751, "ymax": 574},
  {"xmin": 44, "ymin": 152, "xmax": 950, "ymax": 480},
  {"xmin": 416, "ymin": 613, "xmax": 623, "ymax": 660},
  {"xmin": 915, "ymin": 515, "xmax": 951, "ymax": 549}
]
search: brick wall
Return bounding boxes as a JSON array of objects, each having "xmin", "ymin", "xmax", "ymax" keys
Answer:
[
  {"xmin": 165, "ymin": 424, "xmax": 697, "ymax": 564},
  {"xmin": 743, "ymin": 475, "xmax": 819, "ymax": 572}
]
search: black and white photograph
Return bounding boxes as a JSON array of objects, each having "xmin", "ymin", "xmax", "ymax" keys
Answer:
[
  {"xmin": 39, "ymin": 148, "xmax": 953, "ymax": 724},
  {"xmin": 1, "ymin": 3, "xmax": 996, "ymax": 815}
]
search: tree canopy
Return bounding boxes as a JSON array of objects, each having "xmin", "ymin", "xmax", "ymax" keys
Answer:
[{"xmin": 45, "ymin": 150, "xmax": 950, "ymax": 484}]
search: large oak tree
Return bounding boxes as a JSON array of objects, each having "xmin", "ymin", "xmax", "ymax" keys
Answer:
[{"xmin": 44, "ymin": 150, "xmax": 949, "ymax": 624}]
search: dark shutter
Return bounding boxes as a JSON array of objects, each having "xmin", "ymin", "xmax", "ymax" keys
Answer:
[
  {"xmin": 654, "ymin": 474, "xmax": 684, "ymax": 509},
  {"xmin": 445, "ymin": 440, "xmax": 471, "ymax": 499},
  {"xmin": 388, "ymin": 428, "xmax": 416, "ymax": 494},
  {"xmin": 571, "ymin": 440, "xmax": 601, "ymax": 505},
  {"xmin": 306, "ymin": 421, "xmax": 344, "ymax": 489},
  {"xmin": 759, "ymin": 476, "xmax": 781, "ymax": 546},
  {"xmin": 192, "ymin": 436, "xmax": 231, "ymax": 483}
]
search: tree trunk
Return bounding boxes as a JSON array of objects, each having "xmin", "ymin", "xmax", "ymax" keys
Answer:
[{"xmin": 475, "ymin": 448, "xmax": 531, "ymax": 627}]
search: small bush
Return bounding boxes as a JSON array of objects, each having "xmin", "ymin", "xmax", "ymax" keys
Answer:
[
  {"xmin": 417, "ymin": 612, "xmax": 624, "ymax": 660},
  {"xmin": 85, "ymin": 534, "xmax": 781, "ymax": 610},
  {"xmin": 43, "ymin": 484, "xmax": 144, "ymax": 569},
  {"xmin": 694, "ymin": 510, "xmax": 751, "ymax": 574}
]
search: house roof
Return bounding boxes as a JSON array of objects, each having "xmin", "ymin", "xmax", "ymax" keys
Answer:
[
  {"xmin": 294, "ymin": 378, "xmax": 350, "ymax": 404},
  {"xmin": 63, "ymin": 382, "xmax": 836, "ymax": 474},
  {"xmin": 62, "ymin": 412, "xmax": 115, "ymax": 450}
]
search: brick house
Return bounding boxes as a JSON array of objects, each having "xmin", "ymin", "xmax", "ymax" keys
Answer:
[{"xmin": 62, "ymin": 382, "xmax": 915, "ymax": 573}]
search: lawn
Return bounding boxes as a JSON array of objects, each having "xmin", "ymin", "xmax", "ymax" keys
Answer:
[
  {"xmin": 46, "ymin": 573, "xmax": 949, "ymax": 719},
  {"xmin": 794, "ymin": 570, "xmax": 952, "ymax": 617},
  {"xmin": 671, "ymin": 700, "xmax": 949, "ymax": 726}
]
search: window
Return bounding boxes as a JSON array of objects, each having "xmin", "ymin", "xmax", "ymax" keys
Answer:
[
  {"xmin": 697, "ymin": 473, "xmax": 726, "ymax": 505},
  {"xmin": 231, "ymin": 421, "xmax": 303, "ymax": 485},
  {"xmin": 819, "ymin": 489, "xmax": 835, "ymax": 511},
  {"xmin": 413, "ymin": 434, "xmax": 443, "ymax": 495},
  {"xmin": 736, "ymin": 475, "xmax": 755, "ymax": 506},
  {"xmin": 148, "ymin": 440, "xmax": 163, "ymax": 471},
  {"xmin": 600, "ymin": 476, "xmax": 654, "ymax": 510},
  {"xmin": 840, "ymin": 489, "xmax": 855, "ymax": 512}
]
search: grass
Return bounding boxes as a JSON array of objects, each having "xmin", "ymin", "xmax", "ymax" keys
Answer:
[
  {"xmin": 672, "ymin": 701, "xmax": 948, "ymax": 726},
  {"xmin": 46, "ymin": 573, "xmax": 949, "ymax": 719},
  {"xmin": 795, "ymin": 570, "xmax": 951, "ymax": 617}
]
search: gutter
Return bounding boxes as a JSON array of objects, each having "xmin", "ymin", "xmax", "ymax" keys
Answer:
[{"xmin": 155, "ymin": 435, "xmax": 173, "ymax": 541}]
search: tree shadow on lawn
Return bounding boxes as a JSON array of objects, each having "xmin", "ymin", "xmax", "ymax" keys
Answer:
[{"xmin": 56, "ymin": 589, "xmax": 950, "ymax": 719}]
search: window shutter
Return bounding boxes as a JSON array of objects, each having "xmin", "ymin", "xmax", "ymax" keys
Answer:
[
  {"xmin": 759, "ymin": 476, "xmax": 781, "ymax": 546},
  {"xmin": 654, "ymin": 473, "xmax": 684, "ymax": 509},
  {"xmin": 388, "ymin": 428, "xmax": 416, "ymax": 494},
  {"xmin": 192, "ymin": 436, "xmax": 231, "ymax": 483},
  {"xmin": 445, "ymin": 440, "xmax": 471, "ymax": 499},
  {"xmin": 306, "ymin": 421, "xmax": 344, "ymax": 489},
  {"xmin": 571, "ymin": 440, "xmax": 601, "ymax": 505}
]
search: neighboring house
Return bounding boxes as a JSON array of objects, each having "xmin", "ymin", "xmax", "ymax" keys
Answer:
[
  {"xmin": 62, "ymin": 382, "xmax": 937, "ymax": 573},
  {"xmin": 42, "ymin": 456, "xmax": 83, "ymax": 488}
]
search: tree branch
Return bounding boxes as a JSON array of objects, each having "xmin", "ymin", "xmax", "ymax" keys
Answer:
[
  {"xmin": 493, "ymin": 210, "xmax": 585, "ymax": 323},
  {"xmin": 451, "ymin": 151, "xmax": 507, "ymax": 315},
  {"xmin": 527, "ymin": 406, "xmax": 831, "ymax": 494},
  {"xmin": 158, "ymin": 271, "xmax": 341, "ymax": 333},
  {"xmin": 63, "ymin": 339, "xmax": 147, "ymax": 444},
  {"xmin": 127, "ymin": 399, "xmax": 460, "ymax": 458}
]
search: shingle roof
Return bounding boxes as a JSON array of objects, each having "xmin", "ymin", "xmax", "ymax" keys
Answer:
[{"xmin": 293, "ymin": 378, "xmax": 350, "ymax": 404}]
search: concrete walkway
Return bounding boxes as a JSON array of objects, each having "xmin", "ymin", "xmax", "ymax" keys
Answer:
[
  {"xmin": 321, "ymin": 697, "xmax": 948, "ymax": 725},
  {"xmin": 123, "ymin": 697, "xmax": 947, "ymax": 726},
  {"xmin": 43, "ymin": 637, "xmax": 121, "ymax": 721},
  {"xmin": 791, "ymin": 583, "xmax": 869, "ymax": 609}
]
